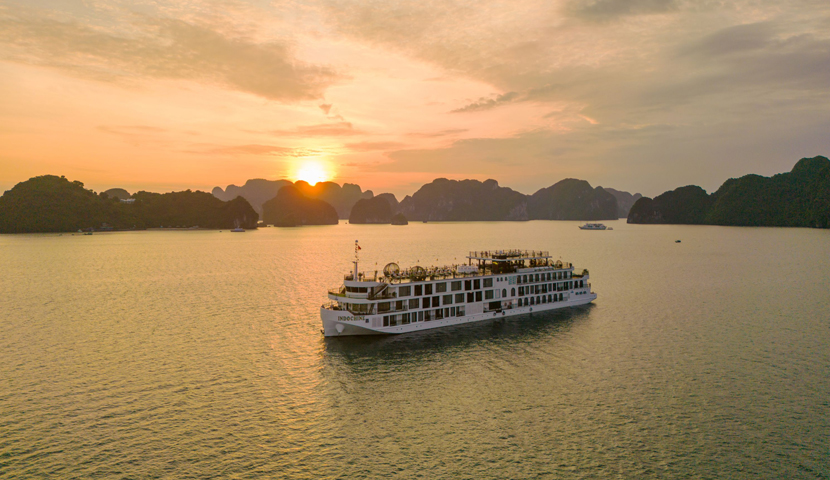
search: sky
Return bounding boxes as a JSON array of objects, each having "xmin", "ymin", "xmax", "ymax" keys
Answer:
[{"xmin": 1, "ymin": 0, "xmax": 829, "ymax": 199}]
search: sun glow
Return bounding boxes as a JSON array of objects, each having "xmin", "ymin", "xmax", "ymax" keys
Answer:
[{"xmin": 293, "ymin": 160, "xmax": 330, "ymax": 185}]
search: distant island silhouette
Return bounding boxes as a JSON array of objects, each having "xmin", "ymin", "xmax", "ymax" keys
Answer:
[
  {"xmin": 262, "ymin": 185, "xmax": 339, "ymax": 227},
  {"xmin": 4, "ymin": 156, "xmax": 827, "ymax": 233},
  {"xmin": 628, "ymin": 156, "xmax": 830, "ymax": 228},
  {"xmin": 0, "ymin": 175, "xmax": 258, "ymax": 233}
]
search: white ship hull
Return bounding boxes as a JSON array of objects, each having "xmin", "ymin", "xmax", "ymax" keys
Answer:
[{"xmin": 322, "ymin": 292, "xmax": 597, "ymax": 336}]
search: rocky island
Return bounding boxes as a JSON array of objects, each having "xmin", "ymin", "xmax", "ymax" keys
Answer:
[
  {"xmin": 0, "ymin": 175, "xmax": 258, "ymax": 233},
  {"xmin": 628, "ymin": 156, "xmax": 830, "ymax": 228}
]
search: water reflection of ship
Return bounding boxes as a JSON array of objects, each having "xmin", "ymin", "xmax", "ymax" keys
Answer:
[{"xmin": 321, "ymin": 304, "xmax": 593, "ymax": 369}]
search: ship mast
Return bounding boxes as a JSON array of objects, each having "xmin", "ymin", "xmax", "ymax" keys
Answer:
[{"xmin": 354, "ymin": 240, "xmax": 360, "ymax": 279}]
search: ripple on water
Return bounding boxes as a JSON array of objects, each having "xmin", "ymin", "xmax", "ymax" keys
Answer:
[{"xmin": 1, "ymin": 224, "xmax": 829, "ymax": 478}]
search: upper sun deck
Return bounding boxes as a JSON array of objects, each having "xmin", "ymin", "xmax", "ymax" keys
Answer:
[
  {"xmin": 342, "ymin": 249, "xmax": 571, "ymax": 285},
  {"xmin": 467, "ymin": 249, "xmax": 551, "ymax": 262}
]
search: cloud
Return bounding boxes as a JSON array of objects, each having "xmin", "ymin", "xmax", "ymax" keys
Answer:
[
  {"xmin": 319, "ymin": 103, "xmax": 333, "ymax": 114},
  {"xmin": 565, "ymin": 0, "xmax": 679, "ymax": 21},
  {"xmin": 200, "ymin": 144, "xmax": 295, "ymax": 155},
  {"xmin": 344, "ymin": 141, "xmax": 405, "ymax": 152},
  {"xmin": 405, "ymin": 129, "xmax": 469, "ymax": 138},
  {"xmin": 451, "ymin": 91, "xmax": 520, "ymax": 113},
  {"xmin": 271, "ymin": 121, "xmax": 360, "ymax": 136},
  {"xmin": 0, "ymin": 7, "xmax": 339, "ymax": 101}
]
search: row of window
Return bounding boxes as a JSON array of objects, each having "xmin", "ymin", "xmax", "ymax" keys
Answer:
[
  {"xmin": 517, "ymin": 293, "xmax": 565, "ymax": 306},
  {"xmin": 345, "ymin": 280, "xmax": 586, "ymax": 314},
  {"xmin": 383, "ymin": 306, "xmax": 467, "ymax": 326},
  {"xmin": 381, "ymin": 293, "xmax": 574, "ymax": 326},
  {"xmin": 394, "ymin": 272, "xmax": 574, "ymax": 298}
]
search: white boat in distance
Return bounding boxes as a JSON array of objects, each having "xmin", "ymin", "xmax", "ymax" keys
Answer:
[
  {"xmin": 321, "ymin": 244, "xmax": 597, "ymax": 336},
  {"xmin": 579, "ymin": 223, "xmax": 607, "ymax": 230}
]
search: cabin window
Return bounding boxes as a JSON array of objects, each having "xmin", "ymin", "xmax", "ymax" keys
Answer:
[
  {"xmin": 457, "ymin": 306, "xmax": 465, "ymax": 316},
  {"xmin": 511, "ymin": 288, "xmax": 515, "ymax": 297},
  {"xmin": 418, "ymin": 311, "xmax": 424, "ymax": 322},
  {"xmin": 436, "ymin": 282, "xmax": 447, "ymax": 293},
  {"xmin": 465, "ymin": 280, "xmax": 472, "ymax": 291},
  {"xmin": 519, "ymin": 286, "xmax": 524, "ymax": 296},
  {"xmin": 383, "ymin": 316, "xmax": 389, "ymax": 327},
  {"xmin": 517, "ymin": 276, "xmax": 522, "ymax": 284},
  {"xmin": 451, "ymin": 307, "xmax": 456, "ymax": 316},
  {"xmin": 395, "ymin": 300, "xmax": 404, "ymax": 310},
  {"xmin": 378, "ymin": 302, "xmax": 391, "ymax": 312},
  {"xmin": 580, "ymin": 280, "xmax": 584, "ymax": 288},
  {"xmin": 422, "ymin": 298, "xmax": 430, "ymax": 309},
  {"xmin": 473, "ymin": 279, "xmax": 480, "ymax": 290},
  {"xmin": 425, "ymin": 284, "xmax": 433, "ymax": 295},
  {"xmin": 559, "ymin": 293, "xmax": 563, "ymax": 301},
  {"xmin": 409, "ymin": 298, "xmax": 419, "ymax": 309},
  {"xmin": 546, "ymin": 273, "xmax": 551, "ymax": 281},
  {"xmin": 455, "ymin": 293, "xmax": 464, "ymax": 303},
  {"xmin": 548, "ymin": 294, "xmax": 552, "ymax": 302},
  {"xmin": 398, "ymin": 286, "xmax": 411, "ymax": 297},
  {"xmin": 451, "ymin": 281, "xmax": 462, "ymax": 291},
  {"xmin": 403, "ymin": 314, "xmax": 410, "ymax": 325},
  {"xmin": 523, "ymin": 275, "xmax": 528, "ymax": 283},
  {"xmin": 475, "ymin": 291, "xmax": 482, "ymax": 302},
  {"xmin": 443, "ymin": 294, "xmax": 453, "ymax": 305},
  {"xmin": 530, "ymin": 297, "xmax": 534, "ymax": 305},
  {"xmin": 414, "ymin": 285, "xmax": 422, "ymax": 296},
  {"xmin": 534, "ymin": 274, "xmax": 539, "ymax": 282},
  {"xmin": 485, "ymin": 290, "xmax": 494, "ymax": 300},
  {"xmin": 483, "ymin": 278, "xmax": 493, "ymax": 288},
  {"xmin": 467, "ymin": 292, "xmax": 474, "ymax": 303},
  {"xmin": 502, "ymin": 289, "xmax": 507, "ymax": 298}
]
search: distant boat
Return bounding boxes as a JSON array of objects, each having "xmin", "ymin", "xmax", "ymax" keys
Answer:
[
  {"xmin": 579, "ymin": 223, "xmax": 607, "ymax": 230},
  {"xmin": 83, "ymin": 231, "xmax": 93, "ymax": 236},
  {"xmin": 675, "ymin": 240, "xmax": 681, "ymax": 243},
  {"xmin": 231, "ymin": 227, "xmax": 245, "ymax": 232}
]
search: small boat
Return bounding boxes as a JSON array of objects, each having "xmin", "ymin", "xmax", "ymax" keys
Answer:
[
  {"xmin": 578, "ymin": 223, "xmax": 607, "ymax": 230},
  {"xmin": 231, "ymin": 227, "xmax": 245, "ymax": 232},
  {"xmin": 675, "ymin": 240, "xmax": 681, "ymax": 243}
]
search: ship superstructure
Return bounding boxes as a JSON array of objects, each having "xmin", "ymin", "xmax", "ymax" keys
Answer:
[{"xmin": 321, "ymin": 245, "xmax": 597, "ymax": 336}]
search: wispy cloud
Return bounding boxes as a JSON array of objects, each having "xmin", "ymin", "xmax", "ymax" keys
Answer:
[
  {"xmin": 0, "ymin": 6, "xmax": 339, "ymax": 101},
  {"xmin": 406, "ymin": 129, "xmax": 468, "ymax": 138},
  {"xmin": 451, "ymin": 92, "xmax": 520, "ymax": 113},
  {"xmin": 186, "ymin": 144, "xmax": 325, "ymax": 157},
  {"xmin": 344, "ymin": 141, "xmax": 405, "ymax": 152},
  {"xmin": 565, "ymin": 0, "xmax": 680, "ymax": 21},
  {"xmin": 271, "ymin": 122, "xmax": 360, "ymax": 136}
]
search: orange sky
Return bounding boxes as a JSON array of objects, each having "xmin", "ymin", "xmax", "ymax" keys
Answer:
[{"xmin": 1, "ymin": 0, "xmax": 829, "ymax": 199}]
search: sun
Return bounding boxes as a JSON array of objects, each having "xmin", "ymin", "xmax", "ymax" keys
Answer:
[{"xmin": 294, "ymin": 160, "xmax": 330, "ymax": 185}]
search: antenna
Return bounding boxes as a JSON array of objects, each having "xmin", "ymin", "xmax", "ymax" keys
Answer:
[{"xmin": 354, "ymin": 240, "xmax": 360, "ymax": 279}]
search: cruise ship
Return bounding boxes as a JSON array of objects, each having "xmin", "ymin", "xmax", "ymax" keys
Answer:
[{"xmin": 321, "ymin": 244, "xmax": 597, "ymax": 336}]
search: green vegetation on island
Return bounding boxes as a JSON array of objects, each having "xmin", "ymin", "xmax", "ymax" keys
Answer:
[
  {"xmin": 261, "ymin": 185, "xmax": 339, "ymax": 227},
  {"xmin": 628, "ymin": 156, "xmax": 830, "ymax": 228},
  {"xmin": 349, "ymin": 196, "xmax": 394, "ymax": 224},
  {"xmin": 398, "ymin": 178, "xmax": 529, "ymax": 221},
  {"xmin": 528, "ymin": 179, "xmax": 618, "ymax": 220},
  {"xmin": 398, "ymin": 177, "xmax": 624, "ymax": 221},
  {"xmin": 0, "ymin": 175, "xmax": 259, "ymax": 233},
  {"xmin": 390, "ymin": 213, "xmax": 408, "ymax": 225}
]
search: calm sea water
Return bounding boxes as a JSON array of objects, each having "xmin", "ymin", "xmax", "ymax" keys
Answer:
[{"xmin": 1, "ymin": 221, "xmax": 828, "ymax": 478}]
